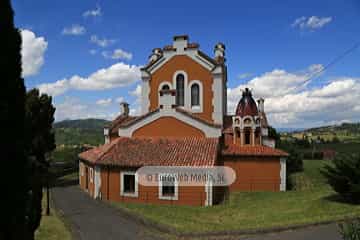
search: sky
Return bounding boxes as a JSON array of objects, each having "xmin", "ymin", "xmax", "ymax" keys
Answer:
[{"xmin": 13, "ymin": 0, "xmax": 360, "ymax": 128}]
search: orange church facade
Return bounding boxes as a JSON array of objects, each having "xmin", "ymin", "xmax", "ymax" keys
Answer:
[{"xmin": 79, "ymin": 35, "xmax": 288, "ymax": 206}]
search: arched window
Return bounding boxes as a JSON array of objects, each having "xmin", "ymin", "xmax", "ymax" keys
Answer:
[
  {"xmin": 162, "ymin": 84, "xmax": 170, "ymax": 91},
  {"xmin": 191, "ymin": 84, "xmax": 200, "ymax": 107},
  {"xmin": 176, "ymin": 74, "xmax": 185, "ymax": 106}
]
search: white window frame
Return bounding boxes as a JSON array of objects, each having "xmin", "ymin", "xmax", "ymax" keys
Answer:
[
  {"xmin": 120, "ymin": 171, "xmax": 138, "ymax": 198},
  {"xmin": 80, "ymin": 162, "xmax": 84, "ymax": 177},
  {"xmin": 89, "ymin": 167, "xmax": 94, "ymax": 183},
  {"xmin": 172, "ymin": 70, "xmax": 188, "ymax": 108},
  {"xmin": 158, "ymin": 81, "xmax": 173, "ymax": 107},
  {"xmin": 188, "ymin": 80, "xmax": 203, "ymax": 113},
  {"xmin": 158, "ymin": 174, "xmax": 178, "ymax": 201}
]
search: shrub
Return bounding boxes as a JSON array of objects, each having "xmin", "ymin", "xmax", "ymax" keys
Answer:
[
  {"xmin": 338, "ymin": 219, "xmax": 360, "ymax": 240},
  {"xmin": 321, "ymin": 153, "xmax": 360, "ymax": 203},
  {"xmin": 285, "ymin": 148, "xmax": 304, "ymax": 190}
]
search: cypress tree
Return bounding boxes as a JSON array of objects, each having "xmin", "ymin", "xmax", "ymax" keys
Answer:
[
  {"xmin": 25, "ymin": 89, "xmax": 56, "ymax": 238},
  {"xmin": 0, "ymin": 0, "xmax": 29, "ymax": 239}
]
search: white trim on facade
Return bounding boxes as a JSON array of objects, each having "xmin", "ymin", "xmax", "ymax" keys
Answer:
[
  {"xmin": 158, "ymin": 81, "xmax": 173, "ymax": 107},
  {"xmin": 120, "ymin": 171, "xmax": 139, "ymax": 198},
  {"xmin": 205, "ymin": 179, "xmax": 213, "ymax": 206},
  {"xmin": 188, "ymin": 80, "xmax": 203, "ymax": 113},
  {"xmin": 211, "ymin": 66, "xmax": 225, "ymax": 125},
  {"xmin": 280, "ymin": 158, "xmax": 287, "ymax": 191},
  {"xmin": 141, "ymin": 72, "xmax": 151, "ymax": 115},
  {"xmin": 147, "ymin": 49, "xmax": 215, "ymax": 75},
  {"xmin": 94, "ymin": 166, "xmax": 101, "ymax": 199},
  {"xmin": 89, "ymin": 167, "xmax": 94, "ymax": 183},
  {"xmin": 158, "ymin": 174, "xmax": 178, "ymax": 201},
  {"xmin": 118, "ymin": 107, "xmax": 222, "ymax": 138}
]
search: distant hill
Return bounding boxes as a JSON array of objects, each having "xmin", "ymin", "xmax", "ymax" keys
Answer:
[
  {"xmin": 54, "ymin": 119, "xmax": 110, "ymax": 146},
  {"xmin": 283, "ymin": 122, "xmax": 360, "ymax": 143},
  {"xmin": 276, "ymin": 128, "xmax": 304, "ymax": 133},
  {"xmin": 54, "ymin": 118, "xmax": 110, "ymax": 130},
  {"xmin": 304, "ymin": 123, "xmax": 360, "ymax": 134}
]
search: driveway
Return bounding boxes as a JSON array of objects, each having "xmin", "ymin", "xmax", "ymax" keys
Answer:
[
  {"xmin": 52, "ymin": 185, "xmax": 158, "ymax": 240},
  {"xmin": 52, "ymin": 185, "xmax": 343, "ymax": 240}
]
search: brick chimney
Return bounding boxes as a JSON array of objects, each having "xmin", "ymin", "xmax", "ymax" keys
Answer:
[
  {"xmin": 120, "ymin": 102, "xmax": 129, "ymax": 116},
  {"xmin": 214, "ymin": 42, "xmax": 225, "ymax": 61},
  {"xmin": 257, "ymin": 98, "xmax": 265, "ymax": 113}
]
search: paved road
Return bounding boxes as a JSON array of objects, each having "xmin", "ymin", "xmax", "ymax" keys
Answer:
[
  {"xmin": 52, "ymin": 185, "xmax": 158, "ymax": 240},
  {"xmin": 52, "ymin": 185, "xmax": 342, "ymax": 240}
]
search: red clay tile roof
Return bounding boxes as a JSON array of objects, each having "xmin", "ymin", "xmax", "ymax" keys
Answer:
[
  {"xmin": 117, "ymin": 109, "xmax": 160, "ymax": 128},
  {"xmin": 186, "ymin": 43, "xmax": 199, "ymax": 49},
  {"xmin": 79, "ymin": 137, "xmax": 219, "ymax": 167},
  {"xmin": 222, "ymin": 144, "xmax": 288, "ymax": 157},
  {"xmin": 106, "ymin": 114, "xmax": 139, "ymax": 135}
]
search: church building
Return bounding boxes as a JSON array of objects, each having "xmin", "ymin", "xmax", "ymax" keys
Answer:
[{"xmin": 78, "ymin": 35, "xmax": 288, "ymax": 206}]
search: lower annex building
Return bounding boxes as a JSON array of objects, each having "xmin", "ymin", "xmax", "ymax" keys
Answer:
[{"xmin": 79, "ymin": 35, "xmax": 288, "ymax": 206}]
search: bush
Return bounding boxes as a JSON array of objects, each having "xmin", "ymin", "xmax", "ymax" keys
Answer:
[
  {"xmin": 286, "ymin": 148, "xmax": 304, "ymax": 190},
  {"xmin": 338, "ymin": 219, "xmax": 360, "ymax": 240},
  {"xmin": 321, "ymin": 153, "xmax": 360, "ymax": 203}
]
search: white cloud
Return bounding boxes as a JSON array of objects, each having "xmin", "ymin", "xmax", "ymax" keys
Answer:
[
  {"xmin": 292, "ymin": 16, "xmax": 332, "ymax": 30},
  {"xmin": 128, "ymin": 85, "xmax": 142, "ymax": 115},
  {"xmin": 237, "ymin": 73, "xmax": 253, "ymax": 80},
  {"xmin": 96, "ymin": 98, "xmax": 113, "ymax": 107},
  {"xmin": 115, "ymin": 97, "xmax": 125, "ymax": 103},
  {"xmin": 102, "ymin": 49, "xmax": 133, "ymax": 60},
  {"xmin": 38, "ymin": 79, "xmax": 69, "ymax": 96},
  {"xmin": 83, "ymin": 5, "xmax": 102, "ymax": 18},
  {"xmin": 38, "ymin": 62, "xmax": 141, "ymax": 96},
  {"xmin": 55, "ymin": 97, "xmax": 115, "ymax": 121},
  {"xmin": 62, "ymin": 24, "xmax": 86, "ymax": 35},
  {"xmin": 90, "ymin": 35, "xmax": 116, "ymax": 47},
  {"xmin": 228, "ymin": 65, "xmax": 360, "ymax": 128},
  {"xmin": 89, "ymin": 49, "xmax": 97, "ymax": 55},
  {"xmin": 21, "ymin": 29, "xmax": 48, "ymax": 77}
]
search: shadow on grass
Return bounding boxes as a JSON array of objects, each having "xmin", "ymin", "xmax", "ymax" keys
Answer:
[{"xmin": 323, "ymin": 194, "xmax": 360, "ymax": 205}]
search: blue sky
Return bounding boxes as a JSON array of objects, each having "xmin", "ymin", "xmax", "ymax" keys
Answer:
[{"xmin": 13, "ymin": 0, "xmax": 360, "ymax": 128}]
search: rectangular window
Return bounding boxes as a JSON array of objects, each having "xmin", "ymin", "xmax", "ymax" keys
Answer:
[
  {"xmin": 159, "ymin": 174, "xmax": 178, "ymax": 200},
  {"xmin": 120, "ymin": 171, "xmax": 138, "ymax": 198}
]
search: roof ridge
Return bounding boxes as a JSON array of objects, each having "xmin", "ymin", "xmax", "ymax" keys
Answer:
[{"xmin": 175, "ymin": 107, "xmax": 222, "ymax": 128}]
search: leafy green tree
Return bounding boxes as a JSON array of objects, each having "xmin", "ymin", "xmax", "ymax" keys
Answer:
[
  {"xmin": 25, "ymin": 89, "xmax": 56, "ymax": 238},
  {"xmin": 268, "ymin": 126, "xmax": 280, "ymax": 147},
  {"xmin": 321, "ymin": 153, "xmax": 360, "ymax": 203},
  {"xmin": 285, "ymin": 148, "xmax": 304, "ymax": 190},
  {"xmin": 0, "ymin": 0, "xmax": 29, "ymax": 239}
]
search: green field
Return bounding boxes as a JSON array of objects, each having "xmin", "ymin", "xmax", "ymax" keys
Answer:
[
  {"xmin": 35, "ymin": 192, "xmax": 72, "ymax": 240},
  {"xmin": 112, "ymin": 160, "xmax": 360, "ymax": 233}
]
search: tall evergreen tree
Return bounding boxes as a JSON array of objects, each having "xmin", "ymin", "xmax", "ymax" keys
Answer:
[
  {"xmin": 25, "ymin": 89, "xmax": 56, "ymax": 238},
  {"xmin": 0, "ymin": 0, "xmax": 29, "ymax": 239}
]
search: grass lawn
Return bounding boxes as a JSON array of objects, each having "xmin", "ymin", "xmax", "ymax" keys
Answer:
[
  {"xmin": 35, "ymin": 192, "xmax": 72, "ymax": 240},
  {"xmin": 111, "ymin": 160, "xmax": 360, "ymax": 233}
]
